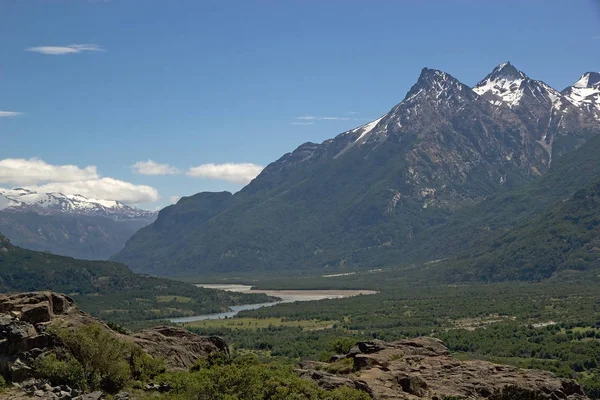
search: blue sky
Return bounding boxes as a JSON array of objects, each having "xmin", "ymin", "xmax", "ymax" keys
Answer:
[{"xmin": 1, "ymin": 0, "xmax": 599, "ymax": 209}]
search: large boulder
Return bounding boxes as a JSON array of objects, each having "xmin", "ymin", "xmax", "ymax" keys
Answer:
[
  {"xmin": 0, "ymin": 292, "xmax": 78, "ymax": 383},
  {"xmin": 132, "ymin": 326, "xmax": 229, "ymax": 370},
  {"xmin": 299, "ymin": 337, "xmax": 589, "ymax": 400}
]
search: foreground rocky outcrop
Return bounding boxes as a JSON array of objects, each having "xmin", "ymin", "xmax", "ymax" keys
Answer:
[
  {"xmin": 0, "ymin": 292, "xmax": 228, "ymax": 398},
  {"xmin": 298, "ymin": 337, "xmax": 589, "ymax": 400},
  {"xmin": 131, "ymin": 326, "xmax": 229, "ymax": 370}
]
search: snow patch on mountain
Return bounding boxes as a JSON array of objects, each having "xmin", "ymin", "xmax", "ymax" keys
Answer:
[
  {"xmin": 473, "ymin": 62, "xmax": 527, "ymax": 107},
  {"xmin": 563, "ymin": 73, "xmax": 600, "ymax": 119},
  {"xmin": 353, "ymin": 116, "xmax": 385, "ymax": 142},
  {"xmin": 474, "ymin": 62, "xmax": 575, "ymax": 115},
  {"xmin": 0, "ymin": 188, "xmax": 156, "ymax": 220}
]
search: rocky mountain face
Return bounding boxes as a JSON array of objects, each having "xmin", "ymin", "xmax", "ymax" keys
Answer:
[
  {"xmin": 114, "ymin": 63, "xmax": 600, "ymax": 277},
  {"xmin": 395, "ymin": 133, "xmax": 600, "ymax": 272},
  {"xmin": 562, "ymin": 72, "xmax": 600, "ymax": 121},
  {"xmin": 0, "ymin": 189, "xmax": 157, "ymax": 260},
  {"xmin": 474, "ymin": 63, "xmax": 599, "ymax": 163},
  {"xmin": 299, "ymin": 337, "xmax": 588, "ymax": 400}
]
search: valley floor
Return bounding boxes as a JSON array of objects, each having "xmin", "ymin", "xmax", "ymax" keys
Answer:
[{"xmin": 159, "ymin": 271, "xmax": 600, "ymax": 398}]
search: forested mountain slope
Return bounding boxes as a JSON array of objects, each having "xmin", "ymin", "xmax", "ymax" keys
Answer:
[
  {"xmin": 442, "ymin": 177, "xmax": 600, "ymax": 281},
  {"xmin": 0, "ymin": 233, "xmax": 269, "ymax": 323}
]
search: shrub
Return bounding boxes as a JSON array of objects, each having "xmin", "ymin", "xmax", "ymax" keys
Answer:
[
  {"xmin": 331, "ymin": 338, "xmax": 356, "ymax": 355},
  {"xmin": 44, "ymin": 323, "xmax": 163, "ymax": 393},
  {"xmin": 129, "ymin": 345, "xmax": 165, "ymax": 381},
  {"xmin": 155, "ymin": 359, "xmax": 370, "ymax": 400},
  {"xmin": 33, "ymin": 353, "xmax": 85, "ymax": 389},
  {"xmin": 324, "ymin": 358, "xmax": 354, "ymax": 374}
]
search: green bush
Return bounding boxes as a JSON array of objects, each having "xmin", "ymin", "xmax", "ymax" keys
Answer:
[
  {"xmin": 153, "ymin": 359, "xmax": 370, "ymax": 400},
  {"xmin": 54, "ymin": 324, "xmax": 131, "ymax": 392},
  {"xmin": 324, "ymin": 358, "xmax": 354, "ymax": 375},
  {"xmin": 330, "ymin": 338, "xmax": 356, "ymax": 355},
  {"xmin": 33, "ymin": 353, "xmax": 85, "ymax": 389},
  {"xmin": 41, "ymin": 323, "xmax": 163, "ymax": 393}
]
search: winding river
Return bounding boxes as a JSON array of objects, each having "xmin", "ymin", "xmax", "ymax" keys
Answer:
[{"xmin": 169, "ymin": 284, "xmax": 376, "ymax": 323}]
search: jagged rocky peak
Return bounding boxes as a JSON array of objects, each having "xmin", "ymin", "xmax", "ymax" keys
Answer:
[
  {"xmin": 402, "ymin": 67, "xmax": 476, "ymax": 106},
  {"xmin": 473, "ymin": 62, "xmax": 530, "ymax": 107},
  {"xmin": 573, "ymin": 72, "xmax": 600, "ymax": 89},
  {"xmin": 488, "ymin": 61, "xmax": 526, "ymax": 80},
  {"xmin": 563, "ymin": 71, "xmax": 600, "ymax": 119},
  {"xmin": 474, "ymin": 61, "xmax": 572, "ymax": 115}
]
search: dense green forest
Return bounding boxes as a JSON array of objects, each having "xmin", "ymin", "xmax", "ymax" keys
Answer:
[
  {"xmin": 177, "ymin": 278, "xmax": 600, "ymax": 397},
  {"xmin": 443, "ymin": 178, "xmax": 600, "ymax": 281}
]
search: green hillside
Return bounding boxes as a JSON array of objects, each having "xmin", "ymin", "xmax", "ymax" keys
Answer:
[
  {"xmin": 443, "ymin": 177, "xmax": 600, "ymax": 281},
  {"xmin": 0, "ymin": 233, "xmax": 270, "ymax": 325}
]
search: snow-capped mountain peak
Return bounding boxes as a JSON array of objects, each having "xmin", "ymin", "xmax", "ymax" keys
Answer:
[
  {"xmin": 0, "ymin": 188, "xmax": 156, "ymax": 220},
  {"xmin": 562, "ymin": 72, "xmax": 600, "ymax": 120},
  {"xmin": 573, "ymin": 72, "xmax": 600, "ymax": 89},
  {"xmin": 473, "ymin": 62, "xmax": 529, "ymax": 107},
  {"xmin": 397, "ymin": 67, "xmax": 478, "ymax": 115},
  {"xmin": 474, "ymin": 62, "xmax": 573, "ymax": 115}
]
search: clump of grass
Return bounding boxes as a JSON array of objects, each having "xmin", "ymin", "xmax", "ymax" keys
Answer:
[{"xmin": 324, "ymin": 358, "xmax": 354, "ymax": 374}]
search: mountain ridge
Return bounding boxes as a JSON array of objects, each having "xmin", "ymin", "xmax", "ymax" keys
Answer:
[
  {"xmin": 0, "ymin": 187, "xmax": 157, "ymax": 220},
  {"xmin": 114, "ymin": 63, "xmax": 600, "ymax": 277},
  {"xmin": 0, "ymin": 188, "xmax": 157, "ymax": 260}
]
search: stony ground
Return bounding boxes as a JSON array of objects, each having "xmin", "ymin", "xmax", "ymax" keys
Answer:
[{"xmin": 298, "ymin": 337, "xmax": 589, "ymax": 400}]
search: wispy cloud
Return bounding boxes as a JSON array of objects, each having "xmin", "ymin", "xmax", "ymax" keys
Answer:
[
  {"xmin": 187, "ymin": 163, "xmax": 264, "ymax": 184},
  {"xmin": 296, "ymin": 116, "xmax": 352, "ymax": 121},
  {"xmin": 25, "ymin": 44, "xmax": 105, "ymax": 55},
  {"xmin": 290, "ymin": 122, "xmax": 316, "ymax": 125},
  {"xmin": 170, "ymin": 195, "xmax": 181, "ymax": 204},
  {"xmin": 132, "ymin": 160, "xmax": 180, "ymax": 176},
  {"xmin": 0, "ymin": 111, "xmax": 23, "ymax": 118}
]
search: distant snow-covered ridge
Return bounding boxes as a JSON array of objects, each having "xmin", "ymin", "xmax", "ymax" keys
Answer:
[{"xmin": 0, "ymin": 188, "xmax": 157, "ymax": 220}]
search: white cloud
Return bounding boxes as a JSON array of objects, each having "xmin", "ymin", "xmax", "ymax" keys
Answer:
[
  {"xmin": 132, "ymin": 160, "xmax": 180, "ymax": 175},
  {"xmin": 170, "ymin": 195, "xmax": 181, "ymax": 204},
  {"xmin": 0, "ymin": 158, "xmax": 158, "ymax": 204},
  {"xmin": 25, "ymin": 44, "xmax": 105, "ymax": 55},
  {"xmin": 187, "ymin": 163, "xmax": 263, "ymax": 184},
  {"xmin": 31, "ymin": 178, "xmax": 159, "ymax": 204},
  {"xmin": 0, "ymin": 111, "xmax": 23, "ymax": 118},
  {"xmin": 0, "ymin": 158, "xmax": 98, "ymax": 185}
]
